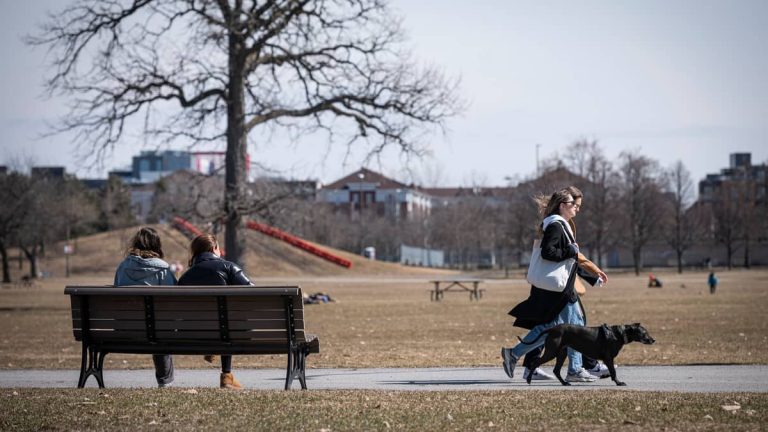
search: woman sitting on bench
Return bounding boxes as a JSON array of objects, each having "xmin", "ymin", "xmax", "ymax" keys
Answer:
[
  {"xmin": 178, "ymin": 233, "xmax": 254, "ymax": 390},
  {"xmin": 113, "ymin": 227, "xmax": 177, "ymax": 388}
]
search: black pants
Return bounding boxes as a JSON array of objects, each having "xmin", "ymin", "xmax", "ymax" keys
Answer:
[
  {"xmin": 153, "ymin": 355, "xmax": 174, "ymax": 385},
  {"xmin": 221, "ymin": 355, "xmax": 232, "ymax": 373},
  {"xmin": 522, "ymin": 347, "xmax": 598, "ymax": 370}
]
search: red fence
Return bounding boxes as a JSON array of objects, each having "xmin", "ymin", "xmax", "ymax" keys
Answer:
[
  {"xmin": 246, "ymin": 220, "xmax": 352, "ymax": 269},
  {"xmin": 170, "ymin": 216, "xmax": 226, "ymax": 256}
]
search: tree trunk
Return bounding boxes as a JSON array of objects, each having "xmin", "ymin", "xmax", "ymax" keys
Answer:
[
  {"xmin": 677, "ymin": 249, "xmax": 683, "ymax": 274},
  {"xmin": 0, "ymin": 241, "xmax": 10, "ymax": 283},
  {"xmin": 22, "ymin": 246, "xmax": 39, "ymax": 279},
  {"xmin": 224, "ymin": 30, "xmax": 248, "ymax": 267},
  {"xmin": 632, "ymin": 248, "xmax": 641, "ymax": 276},
  {"xmin": 743, "ymin": 236, "xmax": 751, "ymax": 269}
]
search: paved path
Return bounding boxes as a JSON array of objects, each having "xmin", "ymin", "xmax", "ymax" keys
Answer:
[{"xmin": 2, "ymin": 366, "xmax": 767, "ymax": 392}]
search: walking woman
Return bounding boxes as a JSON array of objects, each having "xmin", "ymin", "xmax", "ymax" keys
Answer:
[
  {"xmin": 178, "ymin": 233, "xmax": 253, "ymax": 389},
  {"xmin": 501, "ymin": 187, "xmax": 597, "ymax": 382},
  {"xmin": 114, "ymin": 227, "xmax": 177, "ymax": 388},
  {"xmin": 520, "ymin": 186, "xmax": 611, "ymax": 381}
]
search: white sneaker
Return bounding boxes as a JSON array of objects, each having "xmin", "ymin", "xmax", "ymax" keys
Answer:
[
  {"xmin": 523, "ymin": 367, "xmax": 555, "ymax": 381},
  {"xmin": 587, "ymin": 362, "xmax": 611, "ymax": 378},
  {"xmin": 565, "ymin": 368, "xmax": 598, "ymax": 382}
]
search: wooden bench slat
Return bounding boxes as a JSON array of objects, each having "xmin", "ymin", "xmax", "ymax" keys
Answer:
[
  {"xmin": 73, "ymin": 319, "xmax": 146, "ymax": 330},
  {"xmin": 88, "ymin": 296, "xmax": 145, "ymax": 310},
  {"xmin": 74, "ymin": 329, "xmax": 308, "ymax": 341},
  {"xmin": 227, "ymin": 298, "xmax": 303, "ymax": 310},
  {"xmin": 73, "ymin": 310, "xmax": 146, "ymax": 320},
  {"xmin": 153, "ymin": 299, "xmax": 218, "ymax": 311},
  {"xmin": 150, "ymin": 310, "xmax": 304, "ymax": 320}
]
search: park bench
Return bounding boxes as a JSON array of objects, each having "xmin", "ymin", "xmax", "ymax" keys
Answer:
[{"xmin": 65, "ymin": 285, "xmax": 319, "ymax": 390}]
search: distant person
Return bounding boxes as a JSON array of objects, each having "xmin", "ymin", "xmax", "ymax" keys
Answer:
[
  {"xmin": 708, "ymin": 272, "xmax": 718, "ymax": 294},
  {"xmin": 648, "ymin": 273, "xmax": 662, "ymax": 288},
  {"xmin": 178, "ymin": 234, "xmax": 253, "ymax": 390},
  {"xmin": 171, "ymin": 260, "xmax": 184, "ymax": 279},
  {"xmin": 113, "ymin": 227, "xmax": 177, "ymax": 388}
]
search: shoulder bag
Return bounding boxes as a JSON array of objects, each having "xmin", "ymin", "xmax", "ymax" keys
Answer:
[{"xmin": 526, "ymin": 221, "xmax": 577, "ymax": 292}]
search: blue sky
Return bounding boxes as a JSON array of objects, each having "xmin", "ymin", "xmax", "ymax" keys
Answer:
[{"xmin": 1, "ymin": 0, "xmax": 766, "ymax": 189}]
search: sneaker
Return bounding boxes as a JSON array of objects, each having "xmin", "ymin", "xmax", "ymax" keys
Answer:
[
  {"xmin": 523, "ymin": 367, "xmax": 555, "ymax": 381},
  {"xmin": 157, "ymin": 381, "xmax": 173, "ymax": 388},
  {"xmin": 566, "ymin": 368, "xmax": 598, "ymax": 383},
  {"xmin": 501, "ymin": 348, "xmax": 517, "ymax": 378},
  {"xmin": 587, "ymin": 362, "xmax": 611, "ymax": 378}
]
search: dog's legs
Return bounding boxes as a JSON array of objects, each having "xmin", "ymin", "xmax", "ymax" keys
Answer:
[
  {"xmin": 553, "ymin": 349, "xmax": 570, "ymax": 386},
  {"xmin": 526, "ymin": 347, "xmax": 559, "ymax": 385},
  {"xmin": 605, "ymin": 358, "xmax": 625, "ymax": 386}
]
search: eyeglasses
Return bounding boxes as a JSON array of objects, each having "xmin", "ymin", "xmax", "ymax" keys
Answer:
[{"xmin": 562, "ymin": 201, "xmax": 581, "ymax": 209}]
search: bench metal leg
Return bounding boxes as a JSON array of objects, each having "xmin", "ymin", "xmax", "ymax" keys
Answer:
[
  {"xmin": 284, "ymin": 345, "xmax": 309, "ymax": 390},
  {"xmin": 77, "ymin": 344, "xmax": 107, "ymax": 388}
]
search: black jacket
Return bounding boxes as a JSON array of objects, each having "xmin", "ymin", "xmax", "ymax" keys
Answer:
[
  {"xmin": 508, "ymin": 221, "xmax": 579, "ymax": 329},
  {"xmin": 177, "ymin": 252, "xmax": 253, "ymax": 286}
]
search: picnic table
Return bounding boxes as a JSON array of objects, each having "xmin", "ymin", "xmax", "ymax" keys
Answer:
[{"xmin": 429, "ymin": 278, "xmax": 485, "ymax": 301}]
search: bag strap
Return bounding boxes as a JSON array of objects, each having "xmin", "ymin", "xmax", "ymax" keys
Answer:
[{"xmin": 554, "ymin": 220, "xmax": 576, "ymax": 244}]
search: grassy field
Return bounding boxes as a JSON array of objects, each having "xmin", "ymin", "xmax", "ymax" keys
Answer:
[
  {"xmin": 2, "ymin": 388, "xmax": 767, "ymax": 431},
  {"xmin": 1, "ymin": 269, "xmax": 766, "ymax": 369},
  {"xmin": 1, "ymin": 269, "xmax": 767, "ymax": 431}
]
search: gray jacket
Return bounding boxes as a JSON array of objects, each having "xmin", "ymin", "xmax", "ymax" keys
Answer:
[{"xmin": 114, "ymin": 255, "xmax": 177, "ymax": 287}]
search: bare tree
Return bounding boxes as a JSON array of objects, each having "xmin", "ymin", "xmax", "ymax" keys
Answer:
[
  {"xmin": 737, "ymin": 177, "xmax": 757, "ymax": 269},
  {"xmin": 562, "ymin": 140, "xmax": 618, "ymax": 267},
  {"xmin": 0, "ymin": 172, "xmax": 34, "ymax": 283},
  {"xmin": 664, "ymin": 160, "xmax": 696, "ymax": 273},
  {"xmin": 99, "ymin": 175, "xmax": 137, "ymax": 231},
  {"xmin": 711, "ymin": 182, "xmax": 741, "ymax": 269},
  {"xmin": 31, "ymin": 0, "xmax": 462, "ymax": 267},
  {"xmin": 617, "ymin": 151, "xmax": 665, "ymax": 275}
]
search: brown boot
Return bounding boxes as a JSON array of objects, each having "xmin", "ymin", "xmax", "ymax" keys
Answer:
[
  {"xmin": 220, "ymin": 372, "xmax": 242, "ymax": 390},
  {"xmin": 203, "ymin": 355, "xmax": 218, "ymax": 364}
]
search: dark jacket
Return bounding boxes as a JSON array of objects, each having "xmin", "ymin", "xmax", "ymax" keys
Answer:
[
  {"xmin": 177, "ymin": 252, "xmax": 253, "ymax": 286},
  {"xmin": 508, "ymin": 220, "xmax": 579, "ymax": 329}
]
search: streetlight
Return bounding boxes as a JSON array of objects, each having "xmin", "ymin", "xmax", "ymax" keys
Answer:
[{"xmin": 358, "ymin": 171, "xmax": 365, "ymax": 254}]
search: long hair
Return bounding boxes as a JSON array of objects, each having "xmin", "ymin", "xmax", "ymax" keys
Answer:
[
  {"xmin": 533, "ymin": 187, "xmax": 579, "ymax": 235},
  {"xmin": 533, "ymin": 188, "xmax": 575, "ymax": 218},
  {"xmin": 126, "ymin": 227, "xmax": 164, "ymax": 259},
  {"xmin": 188, "ymin": 234, "xmax": 218, "ymax": 267}
]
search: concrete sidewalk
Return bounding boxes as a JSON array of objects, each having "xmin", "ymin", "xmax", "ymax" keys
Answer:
[{"xmin": 2, "ymin": 365, "xmax": 767, "ymax": 392}]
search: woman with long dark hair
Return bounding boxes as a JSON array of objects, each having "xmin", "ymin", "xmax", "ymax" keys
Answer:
[
  {"xmin": 114, "ymin": 227, "xmax": 177, "ymax": 388},
  {"xmin": 178, "ymin": 233, "xmax": 253, "ymax": 389}
]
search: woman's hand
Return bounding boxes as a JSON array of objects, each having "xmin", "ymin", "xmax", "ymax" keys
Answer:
[{"xmin": 597, "ymin": 270, "xmax": 608, "ymax": 284}]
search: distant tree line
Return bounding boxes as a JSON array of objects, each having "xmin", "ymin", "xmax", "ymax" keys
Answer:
[
  {"xmin": 0, "ymin": 169, "xmax": 134, "ymax": 282},
  {"xmin": 2, "ymin": 141, "xmax": 765, "ymax": 282},
  {"xmin": 263, "ymin": 141, "xmax": 767, "ymax": 275}
]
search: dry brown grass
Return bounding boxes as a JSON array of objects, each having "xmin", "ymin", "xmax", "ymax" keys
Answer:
[
  {"xmin": 1, "ymin": 268, "xmax": 766, "ymax": 370},
  {"xmin": 3, "ymin": 389, "xmax": 767, "ymax": 431}
]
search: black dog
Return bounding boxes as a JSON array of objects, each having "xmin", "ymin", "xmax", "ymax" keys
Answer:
[{"xmin": 525, "ymin": 323, "xmax": 655, "ymax": 386}]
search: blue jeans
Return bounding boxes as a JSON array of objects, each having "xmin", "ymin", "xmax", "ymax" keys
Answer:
[{"xmin": 510, "ymin": 301, "xmax": 585, "ymax": 374}]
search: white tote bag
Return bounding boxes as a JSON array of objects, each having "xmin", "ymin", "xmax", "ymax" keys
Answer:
[{"xmin": 526, "ymin": 225, "xmax": 576, "ymax": 292}]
